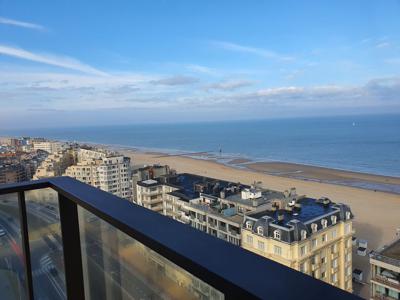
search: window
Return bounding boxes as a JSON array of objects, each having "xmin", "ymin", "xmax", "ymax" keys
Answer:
[
  {"xmin": 257, "ymin": 226, "xmax": 263, "ymax": 235},
  {"xmin": 345, "ymin": 280, "xmax": 351, "ymax": 289},
  {"xmin": 300, "ymin": 245, "xmax": 307, "ymax": 256},
  {"xmin": 346, "ymin": 266, "xmax": 351, "ymax": 276},
  {"xmin": 331, "ymin": 229, "xmax": 337, "ymax": 239},
  {"xmin": 321, "ymin": 271, "xmax": 326, "ymax": 278},
  {"xmin": 274, "ymin": 230, "xmax": 281, "ymax": 240},
  {"xmin": 301, "ymin": 230, "xmax": 307, "ymax": 240},
  {"xmin": 321, "ymin": 256, "xmax": 326, "ymax": 264},
  {"xmin": 274, "ymin": 245, "xmax": 282, "ymax": 256},
  {"xmin": 246, "ymin": 221, "xmax": 252, "ymax": 230},
  {"xmin": 312, "ymin": 238, "xmax": 318, "ymax": 249},
  {"xmin": 331, "ymin": 215, "xmax": 337, "ymax": 224},
  {"xmin": 331, "ymin": 244, "xmax": 337, "ymax": 253},
  {"xmin": 332, "ymin": 258, "xmax": 338, "ymax": 268},
  {"xmin": 346, "ymin": 211, "xmax": 351, "ymax": 220},
  {"xmin": 311, "ymin": 223, "xmax": 318, "ymax": 233},
  {"xmin": 346, "ymin": 253, "xmax": 351, "ymax": 262},
  {"xmin": 246, "ymin": 235, "xmax": 253, "ymax": 245},
  {"xmin": 257, "ymin": 241, "xmax": 265, "ymax": 251},
  {"xmin": 300, "ymin": 262, "xmax": 306, "ymax": 273},
  {"xmin": 322, "ymin": 234, "xmax": 327, "ymax": 243},
  {"xmin": 345, "ymin": 223, "xmax": 351, "ymax": 234},
  {"xmin": 321, "ymin": 219, "xmax": 327, "ymax": 228},
  {"xmin": 332, "ymin": 273, "xmax": 338, "ymax": 283},
  {"xmin": 312, "ymin": 255, "xmax": 318, "ymax": 264}
]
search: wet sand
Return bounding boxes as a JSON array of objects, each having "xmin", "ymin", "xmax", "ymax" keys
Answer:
[{"xmin": 243, "ymin": 161, "xmax": 400, "ymax": 194}]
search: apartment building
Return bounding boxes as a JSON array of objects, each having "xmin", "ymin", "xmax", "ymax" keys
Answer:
[
  {"xmin": 33, "ymin": 141, "xmax": 64, "ymax": 153},
  {"xmin": 136, "ymin": 174, "xmax": 245, "ymax": 245},
  {"xmin": 33, "ymin": 150, "xmax": 76, "ymax": 179},
  {"xmin": 131, "ymin": 164, "xmax": 172, "ymax": 201},
  {"xmin": 0, "ymin": 163, "xmax": 27, "ymax": 184},
  {"xmin": 64, "ymin": 148, "xmax": 131, "ymax": 199},
  {"xmin": 242, "ymin": 197, "xmax": 354, "ymax": 292},
  {"xmin": 136, "ymin": 173, "xmax": 284, "ymax": 246},
  {"xmin": 370, "ymin": 237, "xmax": 400, "ymax": 300}
]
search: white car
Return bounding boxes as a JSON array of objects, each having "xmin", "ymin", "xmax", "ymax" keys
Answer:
[{"xmin": 0, "ymin": 227, "xmax": 6, "ymax": 237}]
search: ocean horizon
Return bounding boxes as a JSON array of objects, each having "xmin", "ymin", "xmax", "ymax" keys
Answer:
[{"xmin": 2, "ymin": 114, "xmax": 400, "ymax": 178}]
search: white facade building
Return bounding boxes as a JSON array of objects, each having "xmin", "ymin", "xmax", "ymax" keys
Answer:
[
  {"xmin": 33, "ymin": 141, "xmax": 64, "ymax": 154},
  {"xmin": 64, "ymin": 149, "xmax": 131, "ymax": 199}
]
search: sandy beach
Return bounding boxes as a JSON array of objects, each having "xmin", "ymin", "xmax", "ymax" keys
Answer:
[{"xmin": 116, "ymin": 148, "xmax": 400, "ymax": 298}]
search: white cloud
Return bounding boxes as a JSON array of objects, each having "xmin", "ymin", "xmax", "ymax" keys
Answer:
[
  {"xmin": 376, "ymin": 42, "xmax": 391, "ymax": 49},
  {"xmin": 0, "ymin": 45, "xmax": 107, "ymax": 76},
  {"xmin": 384, "ymin": 58, "xmax": 400, "ymax": 64},
  {"xmin": 186, "ymin": 64, "xmax": 216, "ymax": 75},
  {"xmin": 212, "ymin": 40, "xmax": 293, "ymax": 61},
  {"xmin": 151, "ymin": 75, "xmax": 199, "ymax": 86},
  {"xmin": 0, "ymin": 17, "xmax": 45, "ymax": 31},
  {"xmin": 0, "ymin": 65, "xmax": 399, "ymax": 128},
  {"xmin": 205, "ymin": 79, "xmax": 253, "ymax": 91}
]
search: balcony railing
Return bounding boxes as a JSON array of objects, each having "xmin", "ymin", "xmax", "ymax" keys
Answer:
[
  {"xmin": 0, "ymin": 177, "xmax": 361, "ymax": 300},
  {"xmin": 372, "ymin": 275, "xmax": 400, "ymax": 291}
]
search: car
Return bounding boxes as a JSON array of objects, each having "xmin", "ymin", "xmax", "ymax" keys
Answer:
[{"xmin": 0, "ymin": 227, "xmax": 6, "ymax": 237}]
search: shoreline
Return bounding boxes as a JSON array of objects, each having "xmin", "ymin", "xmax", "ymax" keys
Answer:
[
  {"xmin": 39, "ymin": 135, "xmax": 400, "ymax": 178},
  {"xmin": 105, "ymin": 144, "xmax": 400, "ymax": 195}
]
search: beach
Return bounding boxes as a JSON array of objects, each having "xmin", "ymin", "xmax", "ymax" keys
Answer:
[{"xmin": 118, "ymin": 148, "xmax": 400, "ymax": 298}]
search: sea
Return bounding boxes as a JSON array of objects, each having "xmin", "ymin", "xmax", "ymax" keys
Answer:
[{"xmin": 2, "ymin": 114, "xmax": 400, "ymax": 178}]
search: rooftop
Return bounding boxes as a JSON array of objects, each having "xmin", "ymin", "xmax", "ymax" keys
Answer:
[
  {"xmin": 249, "ymin": 197, "xmax": 337, "ymax": 228},
  {"xmin": 224, "ymin": 190, "xmax": 284, "ymax": 207},
  {"xmin": 188, "ymin": 200, "xmax": 245, "ymax": 224},
  {"xmin": 137, "ymin": 179, "xmax": 160, "ymax": 187},
  {"xmin": 165, "ymin": 173, "xmax": 238, "ymax": 201},
  {"xmin": 381, "ymin": 239, "xmax": 400, "ymax": 260}
]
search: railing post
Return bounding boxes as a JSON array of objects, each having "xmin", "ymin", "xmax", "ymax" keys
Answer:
[
  {"xmin": 18, "ymin": 191, "xmax": 34, "ymax": 300},
  {"xmin": 58, "ymin": 193, "xmax": 85, "ymax": 300}
]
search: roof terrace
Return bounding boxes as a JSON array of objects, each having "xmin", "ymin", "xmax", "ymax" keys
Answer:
[{"xmin": 249, "ymin": 197, "xmax": 337, "ymax": 227}]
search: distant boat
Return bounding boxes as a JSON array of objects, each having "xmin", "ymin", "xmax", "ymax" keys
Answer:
[{"xmin": 352, "ymin": 122, "xmax": 356, "ymax": 126}]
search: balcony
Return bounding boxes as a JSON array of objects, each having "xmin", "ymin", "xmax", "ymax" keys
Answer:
[
  {"xmin": 372, "ymin": 294, "xmax": 399, "ymax": 300},
  {"xmin": 141, "ymin": 190, "xmax": 161, "ymax": 196},
  {"xmin": 0, "ymin": 177, "xmax": 359, "ymax": 300},
  {"xmin": 142, "ymin": 197, "xmax": 162, "ymax": 205},
  {"xmin": 371, "ymin": 274, "xmax": 400, "ymax": 291}
]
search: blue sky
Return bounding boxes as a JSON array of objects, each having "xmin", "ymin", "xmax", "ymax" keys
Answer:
[{"xmin": 1, "ymin": 0, "xmax": 400, "ymax": 128}]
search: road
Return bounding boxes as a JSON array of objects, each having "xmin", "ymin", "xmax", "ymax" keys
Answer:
[{"xmin": 0, "ymin": 203, "xmax": 65, "ymax": 300}]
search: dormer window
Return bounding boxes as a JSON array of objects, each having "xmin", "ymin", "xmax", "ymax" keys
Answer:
[
  {"xmin": 331, "ymin": 215, "xmax": 337, "ymax": 225},
  {"xmin": 321, "ymin": 219, "xmax": 328, "ymax": 229},
  {"xmin": 301, "ymin": 230, "xmax": 307, "ymax": 240},
  {"xmin": 257, "ymin": 226, "xmax": 264, "ymax": 235},
  {"xmin": 311, "ymin": 223, "xmax": 318, "ymax": 233},
  {"xmin": 274, "ymin": 229, "xmax": 281, "ymax": 240},
  {"xmin": 246, "ymin": 221, "xmax": 252, "ymax": 230},
  {"xmin": 346, "ymin": 211, "xmax": 351, "ymax": 220}
]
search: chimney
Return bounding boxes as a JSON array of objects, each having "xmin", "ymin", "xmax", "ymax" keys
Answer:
[{"xmin": 322, "ymin": 198, "xmax": 330, "ymax": 206}]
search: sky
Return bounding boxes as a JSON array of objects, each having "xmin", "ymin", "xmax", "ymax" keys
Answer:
[{"xmin": 0, "ymin": 0, "xmax": 400, "ymax": 129}]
